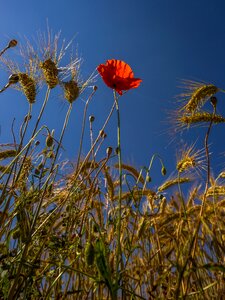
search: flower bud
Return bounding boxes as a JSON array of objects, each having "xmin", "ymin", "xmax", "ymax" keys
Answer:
[
  {"xmin": 93, "ymin": 85, "xmax": 98, "ymax": 91},
  {"xmin": 46, "ymin": 134, "xmax": 54, "ymax": 147},
  {"xmin": 106, "ymin": 147, "xmax": 112, "ymax": 157},
  {"xmin": 146, "ymin": 175, "xmax": 151, "ymax": 182},
  {"xmin": 24, "ymin": 114, "xmax": 32, "ymax": 122},
  {"xmin": 210, "ymin": 96, "xmax": 217, "ymax": 108},
  {"xmin": 8, "ymin": 39, "xmax": 18, "ymax": 48},
  {"xmin": 99, "ymin": 130, "xmax": 106, "ymax": 138},
  {"xmin": 89, "ymin": 115, "xmax": 95, "ymax": 123},
  {"xmin": 161, "ymin": 166, "xmax": 167, "ymax": 176}
]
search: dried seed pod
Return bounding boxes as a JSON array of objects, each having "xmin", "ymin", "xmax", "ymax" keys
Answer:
[
  {"xmin": 18, "ymin": 73, "xmax": 36, "ymax": 104},
  {"xmin": 40, "ymin": 58, "xmax": 59, "ymax": 89},
  {"xmin": 63, "ymin": 80, "xmax": 80, "ymax": 103}
]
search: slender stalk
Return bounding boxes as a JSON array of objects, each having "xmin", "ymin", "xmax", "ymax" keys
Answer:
[
  {"xmin": 114, "ymin": 90, "xmax": 123, "ymax": 287},
  {"xmin": 76, "ymin": 89, "xmax": 96, "ymax": 170}
]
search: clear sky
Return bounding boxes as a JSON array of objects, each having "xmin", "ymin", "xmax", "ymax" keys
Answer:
[{"xmin": 1, "ymin": 0, "xmax": 225, "ymax": 184}]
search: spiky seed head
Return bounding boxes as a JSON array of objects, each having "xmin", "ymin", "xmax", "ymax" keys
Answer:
[
  {"xmin": 40, "ymin": 58, "xmax": 59, "ymax": 89},
  {"xmin": 8, "ymin": 39, "xmax": 18, "ymax": 48},
  {"xmin": 184, "ymin": 84, "xmax": 218, "ymax": 113},
  {"xmin": 63, "ymin": 80, "xmax": 80, "ymax": 103},
  {"xmin": 89, "ymin": 115, "xmax": 95, "ymax": 122},
  {"xmin": 179, "ymin": 112, "xmax": 225, "ymax": 126},
  {"xmin": 0, "ymin": 149, "xmax": 17, "ymax": 160},
  {"xmin": 8, "ymin": 74, "xmax": 19, "ymax": 85},
  {"xmin": 18, "ymin": 73, "xmax": 36, "ymax": 104}
]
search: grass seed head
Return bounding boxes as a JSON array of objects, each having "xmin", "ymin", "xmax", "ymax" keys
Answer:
[
  {"xmin": 18, "ymin": 73, "xmax": 36, "ymax": 103},
  {"xmin": 158, "ymin": 177, "xmax": 191, "ymax": 192},
  {"xmin": 40, "ymin": 58, "xmax": 59, "ymax": 89},
  {"xmin": 177, "ymin": 112, "xmax": 225, "ymax": 130},
  {"xmin": 0, "ymin": 149, "xmax": 17, "ymax": 160},
  {"xmin": 176, "ymin": 144, "xmax": 205, "ymax": 174},
  {"xmin": 184, "ymin": 84, "xmax": 218, "ymax": 113},
  {"xmin": 63, "ymin": 80, "xmax": 80, "ymax": 103}
]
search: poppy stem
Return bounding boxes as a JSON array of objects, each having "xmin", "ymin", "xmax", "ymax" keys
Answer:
[{"xmin": 114, "ymin": 90, "xmax": 123, "ymax": 288}]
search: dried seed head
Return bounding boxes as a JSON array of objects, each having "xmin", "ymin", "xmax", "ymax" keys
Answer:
[
  {"xmin": 89, "ymin": 115, "xmax": 95, "ymax": 122},
  {"xmin": 8, "ymin": 39, "xmax": 18, "ymax": 48},
  {"xmin": 8, "ymin": 74, "xmax": 19, "ymax": 85},
  {"xmin": 40, "ymin": 58, "xmax": 59, "ymax": 89},
  {"xmin": 63, "ymin": 80, "xmax": 80, "ymax": 103},
  {"xmin": 18, "ymin": 73, "xmax": 36, "ymax": 103}
]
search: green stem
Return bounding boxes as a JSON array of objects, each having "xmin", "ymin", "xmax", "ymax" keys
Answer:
[{"xmin": 114, "ymin": 90, "xmax": 122, "ymax": 285}]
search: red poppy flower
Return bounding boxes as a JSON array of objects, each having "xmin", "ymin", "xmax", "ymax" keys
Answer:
[{"xmin": 97, "ymin": 59, "xmax": 142, "ymax": 95}]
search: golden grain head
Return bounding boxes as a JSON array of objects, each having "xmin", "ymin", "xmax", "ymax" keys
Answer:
[
  {"xmin": 158, "ymin": 177, "xmax": 191, "ymax": 192},
  {"xmin": 176, "ymin": 144, "xmax": 205, "ymax": 174},
  {"xmin": 184, "ymin": 84, "xmax": 219, "ymax": 113},
  {"xmin": 177, "ymin": 112, "xmax": 225, "ymax": 129},
  {"xmin": 0, "ymin": 149, "xmax": 17, "ymax": 160},
  {"xmin": 40, "ymin": 58, "xmax": 59, "ymax": 89},
  {"xmin": 206, "ymin": 185, "xmax": 225, "ymax": 197},
  {"xmin": 63, "ymin": 80, "xmax": 80, "ymax": 103},
  {"xmin": 18, "ymin": 73, "xmax": 36, "ymax": 104},
  {"xmin": 178, "ymin": 80, "xmax": 219, "ymax": 113}
]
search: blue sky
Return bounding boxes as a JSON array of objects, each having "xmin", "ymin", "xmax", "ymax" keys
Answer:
[{"xmin": 1, "ymin": 0, "xmax": 225, "ymax": 184}]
